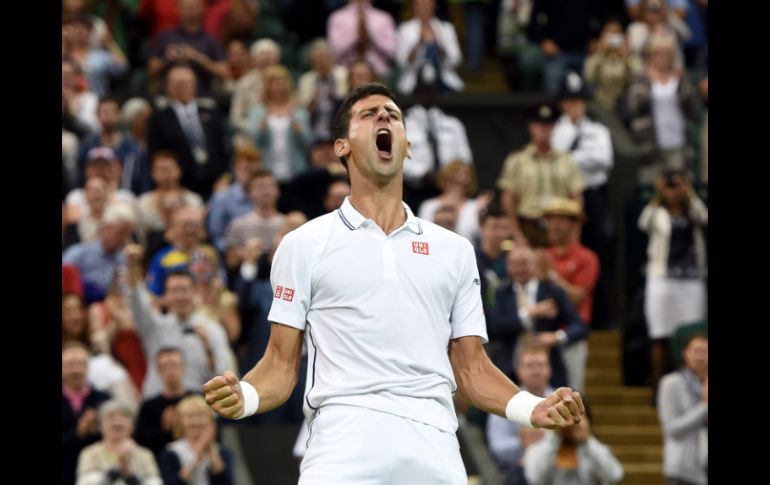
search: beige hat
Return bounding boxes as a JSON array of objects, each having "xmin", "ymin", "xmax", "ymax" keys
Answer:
[{"xmin": 542, "ymin": 197, "xmax": 584, "ymax": 220}]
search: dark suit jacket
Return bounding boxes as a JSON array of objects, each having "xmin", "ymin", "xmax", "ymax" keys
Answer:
[
  {"xmin": 62, "ymin": 388, "xmax": 111, "ymax": 485},
  {"xmin": 147, "ymin": 103, "xmax": 229, "ymax": 200},
  {"xmin": 487, "ymin": 278, "xmax": 589, "ymax": 388}
]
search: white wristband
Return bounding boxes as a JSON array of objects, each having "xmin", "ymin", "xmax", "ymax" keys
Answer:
[
  {"xmin": 505, "ymin": 391, "xmax": 545, "ymax": 427},
  {"xmin": 238, "ymin": 381, "xmax": 260, "ymax": 419}
]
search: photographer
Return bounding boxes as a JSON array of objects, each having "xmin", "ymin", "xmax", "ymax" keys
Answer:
[{"xmin": 638, "ymin": 170, "xmax": 707, "ymax": 397}]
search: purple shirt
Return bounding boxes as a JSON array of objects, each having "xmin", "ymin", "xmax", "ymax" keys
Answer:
[
  {"xmin": 327, "ymin": 2, "xmax": 397, "ymax": 78},
  {"xmin": 151, "ymin": 26, "xmax": 224, "ymax": 95}
]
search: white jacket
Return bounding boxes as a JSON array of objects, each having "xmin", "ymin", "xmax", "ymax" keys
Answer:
[
  {"xmin": 396, "ymin": 17, "xmax": 464, "ymax": 95},
  {"xmin": 638, "ymin": 196, "xmax": 708, "ymax": 279}
]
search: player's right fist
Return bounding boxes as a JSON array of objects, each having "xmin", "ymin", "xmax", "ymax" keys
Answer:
[{"xmin": 203, "ymin": 370, "xmax": 245, "ymax": 419}]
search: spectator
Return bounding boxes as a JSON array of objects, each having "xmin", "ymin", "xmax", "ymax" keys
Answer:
[
  {"xmin": 658, "ymin": 333, "xmax": 708, "ymax": 485},
  {"xmin": 63, "ymin": 99, "xmax": 82, "ymax": 189},
  {"xmin": 523, "ymin": 400, "xmax": 624, "ymax": 484},
  {"xmin": 323, "ymin": 178, "xmax": 352, "ymax": 213},
  {"xmin": 189, "ymin": 244, "xmax": 242, "ymax": 345},
  {"xmin": 487, "ymin": 245, "xmax": 588, "ymax": 387},
  {"xmin": 121, "ymin": 97, "xmax": 154, "ymax": 195},
  {"xmin": 497, "ymin": 104, "xmax": 585, "ymax": 247},
  {"xmin": 292, "ymin": 139, "xmax": 350, "ymax": 219},
  {"xmin": 403, "ymin": 103, "xmax": 474, "ymax": 210},
  {"xmin": 147, "ymin": 0, "xmax": 228, "ymax": 96},
  {"xmin": 63, "ymin": 264, "xmax": 85, "ymax": 298},
  {"xmin": 206, "ymin": 145, "xmax": 263, "ymax": 253},
  {"xmin": 75, "ymin": 399, "xmax": 161, "ymax": 485},
  {"xmin": 418, "ymin": 160, "xmax": 491, "ymax": 242},
  {"xmin": 396, "ymin": 0, "xmax": 463, "ymax": 96},
  {"xmin": 496, "ymin": 0, "xmax": 541, "ymax": 92},
  {"xmin": 218, "ymin": 37, "xmax": 252, "ymax": 97},
  {"xmin": 639, "ymin": 170, "xmax": 707, "ymax": 394},
  {"xmin": 63, "ymin": 203, "xmax": 137, "ymax": 304},
  {"xmin": 146, "ymin": 206, "xmax": 209, "ymax": 296},
  {"xmin": 137, "ymin": 151, "xmax": 204, "ymax": 251},
  {"xmin": 541, "ymin": 198, "xmax": 599, "ymax": 392},
  {"xmin": 626, "ymin": 0, "xmax": 687, "ymax": 20},
  {"xmin": 551, "ymin": 71, "xmax": 613, "ymax": 269},
  {"xmin": 62, "ymin": 343, "xmax": 111, "ymax": 485},
  {"xmin": 62, "ymin": 15, "xmax": 128, "ymax": 98},
  {"xmin": 147, "ymin": 65, "xmax": 230, "ymax": 200},
  {"xmin": 126, "ymin": 244, "xmax": 232, "ymax": 398},
  {"xmin": 159, "ymin": 395, "xmax": 235, "ymax": 484},
  {"xmin": 433, "ymin": 204, "xmax": 459, "ymax": 232},
  {"xmin": 70, "ymin": 176, "xmax": 110, "ymax": 243},
  {"xmin": 348, "ymin": 59, "xmax": 379, "ymax": 90},
  {"xmin": 487, "ymin": 345, "xmax": 554, "ymax": 485},
  {"xmin": 475, "ymin": 206, "xmax": 514, "ymax": 311},
  {"xmin": 246, "ymin": 65, "xmax": 313, "ymax": 191},
  {"xmin": 584, "ymin": 21, "xmax": 644, "ymax": 112},
  {"xmin": 229, "ymin": 38, "xmax": 281, "ymax": 136},
  {"xmin": 77, "ymin": 97, "xmax": 143, "ymax": 190},
  {"xmin": 63, "ymin": 59, "xmax": 100, "ymax": 134},
  {"xmin": 224, "ymin": 170, "xmax": 285, "ymax": 271},
  {"xmin": 327, "ymin": 0, "xmax": 397, "ymax": 79},
  {"xmin": 627, "ymin": 0, "xmax": 690, "ymax": 65},
  {"xmin": 527, "ymin": 0, "xmax": 603, "ymax": 94},
  {"xmin": 298, "ymin": 39, "xmax": 349, "ymax": 143},
  {"xmin": 134, "ymin": 347, "xmax": 199, "ymax": 459},
  {"xmin": 66, "ymin": 148, "xmax": 138, "ymax": 225}
]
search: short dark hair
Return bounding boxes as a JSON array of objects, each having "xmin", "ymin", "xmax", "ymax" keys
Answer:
[
  {"xmin": 246, "ymin": 169, "xmax": 277, "ymax": 189},
  {"xmin": 479, "ymin": 205, "xmax": 507, "ymax": 225},
  {"xmin": 98, "ymin": 96, "xmax": 120, "ymax": 108},
  {"xmin": 331, "ymin": 83, "xmax": 402, "ymax": 170},
  {"xmin": 152, "ymin": 150, "xmax": 180, "ymax": 167},
  {"xmin": 156, "ymin": 346, "xmax": 185, "ymax": 363},
  {"xmin": 164, "ymin": 270, "xmax": 194, "ymax": 291}
]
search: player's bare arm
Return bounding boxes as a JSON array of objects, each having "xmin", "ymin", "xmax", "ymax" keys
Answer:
[
  {"xmin": 204, "ymin": 322, "xmax": 304, "ymax": 419},
  {"xmin": 449, "ymin": 335, "xmax": 584, "ymax": 429}
]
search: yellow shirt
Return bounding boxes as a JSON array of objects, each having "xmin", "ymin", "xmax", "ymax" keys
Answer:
[{"xmin": 496, "ymin": 144, "xmax": 585, "ymax": 218}]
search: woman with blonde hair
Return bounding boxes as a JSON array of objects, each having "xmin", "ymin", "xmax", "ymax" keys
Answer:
[
  {"xmin": 417, "ymin": 160, "xmax": 492, "ymax": 241},
  {"xmin": 246, "ymin": 64, "xmax": 313, "ymax": 186},
  {"xmin": 159, "ymin": 396, "xmax": 234, "ymax": 485}
]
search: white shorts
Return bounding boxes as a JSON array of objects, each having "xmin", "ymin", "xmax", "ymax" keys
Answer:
[
  {"xmin": 644, "ymin": 276, "xmax": 707, "ymax": 339},
  {"xmin": 299, "ymin": 404, "xmax": 467, "ymax": 485}
]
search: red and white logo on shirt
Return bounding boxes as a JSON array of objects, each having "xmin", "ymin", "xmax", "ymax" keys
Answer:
[
  {"xmin": 412, "ymin": 241, "xmax": 430, "ymax": 255},
  {"xmin": 283, "ymin": 288, "xmax": 295, "ymax": 302},
  {"xmin": 275, "ymin": 285, "xmax": 284, "ymax": 299}
]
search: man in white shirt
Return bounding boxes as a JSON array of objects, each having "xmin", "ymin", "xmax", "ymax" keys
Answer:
[
  {"xmin": 204, "ymin": 83, "xmax": 584, "ymax": 484},
  {"xmin": 551, "ymin": 70, "xmax": 613, "ymax": 326}
]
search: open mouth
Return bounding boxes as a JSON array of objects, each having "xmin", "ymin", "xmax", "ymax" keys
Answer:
[{"xmin": 376, "ymin": 129, "xmax": 393, "ymax": 160}]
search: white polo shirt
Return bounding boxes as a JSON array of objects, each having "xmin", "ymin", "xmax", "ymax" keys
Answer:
[{"xmin": 267, "ymin": 197, "xmax": 488, "ymax": 433}]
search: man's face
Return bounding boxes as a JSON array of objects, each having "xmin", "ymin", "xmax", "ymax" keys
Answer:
[
  {"xmin": 528, "ymin": 122, "xmax": 554, "ymax": 146},
  {"xmin": 165, "ymin": 275, "xmax": 195, "ymax": 316},
  {"xmin": 340, "ymin": 94, "xmax": 411, "ymax": 184},
  {"xmin": 517, "ymin": 351, "xmax": 551, "ymax": 391},
  {"xmin": 434, "ymin": 207, "xmax": 458, "ymax": 231},
  {"xmin": 507, "ymin": 248, "xmax": 536, "ymax": 284},
  {"xmin": 62, "ymin": 295, "xmax": 86, "ymax": 337},
  {"xmin": 255, "ymin": 50, "xmax": 279, "ymax": 70},
  {"xmin": 97, "ymin": 101, "xmax": 122, "ymax": 131},
  {"xmin": 248, "ymin": 175, "xmax": 279, "ymax": 207},
  {"xmin": 545, "ymin": 214, "xmax": 574, "ymax": 246},
  {"xmin": 152, "ymin": 157, "xmax": 182, "ymax": 186},
  {"xmin": 84, "ymin": 177, "xmax": 108, "ymax": 211},
  {"xmin": 167, "ymin": 67, "xmax": 197, "ymax": 103},
  {"xmin": 559, "ymin": 98, "xmax": 586, "ymax": 122},
  {"xmin": 310, "ymin": 143, "xmax": 338, "ymax": 168},
  {"xmin": 62, "ymin": 347, "xmax": 89, "ymax": 389},
  {"xmin": 227, "ymin": 40, "xmax": 250, "ymax": 70},
  {"xmin": 101, "ymin": 410, "xmax": 133, "ymax": 442},
  {"xmin": 170, "ymin": 209, "xmax": 204, "ymax": 249},
  {"xmin": 480, "ymin": 216, "xmax": 512, "ymax": 249},
  {"xmin": 101, "ymin": 221, "xmax": 134, "ymax": 253},
  {"xmin": 157, "ymin": 351, "xmax": 185, "ymax": 387}
]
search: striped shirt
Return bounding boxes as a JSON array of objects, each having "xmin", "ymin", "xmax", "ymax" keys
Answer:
[{"xmin": 224, "ymin": 211, "xmax": 285, "ymax": 252}]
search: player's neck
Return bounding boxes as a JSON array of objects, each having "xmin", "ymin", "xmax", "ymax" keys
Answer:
[{"xmin": 349, "ymin": 184, "xmax": 406, "ymax": 236}]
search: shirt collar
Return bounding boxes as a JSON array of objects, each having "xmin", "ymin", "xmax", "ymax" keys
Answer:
[{"xmin": 338, "ymin": 196, "xmax": 423, "ymax": 235}]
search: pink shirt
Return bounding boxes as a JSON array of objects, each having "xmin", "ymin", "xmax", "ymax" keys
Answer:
[
  {"xmin": 63, "ymin": 384, "xmax": 92, "ymax": 415},
  {"xmin": 327, "ymin": 2, "xmax": 397, "ymax": 78}
]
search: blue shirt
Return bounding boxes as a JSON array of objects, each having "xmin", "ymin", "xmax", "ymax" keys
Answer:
[
  {"xmin": 206, "ymin": 183, "xmax": 254, "ymax": 252},
  {"xmin": 62, "ymin": 240, "xmax": 124, "ymax": 303}
]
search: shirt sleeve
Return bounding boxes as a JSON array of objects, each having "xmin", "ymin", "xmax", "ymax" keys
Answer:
[
  {"xmin": 450, "ymin": 239, "xmax": 488, "ymax": 342},
  {"xmin": 496, "ymin": 153, "xmax": 518, "ymax": 192},
  {"xmin": 266, "ymin": 230, "xmax": 314, "ymax": 331}
]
